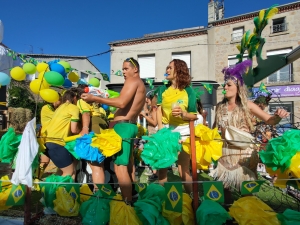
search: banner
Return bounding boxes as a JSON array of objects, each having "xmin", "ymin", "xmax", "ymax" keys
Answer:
[{"xmin": 251, "ymin": 84, "xmax": 300, "ymax": 98}]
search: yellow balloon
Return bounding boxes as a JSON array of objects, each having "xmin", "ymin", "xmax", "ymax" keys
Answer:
[
  {"xmin": 36, "ymin": 62, "xmax": 49, "ymax": 73},
  {"xmin": 10, "ymin": 66, "xmax": 26, "ymax": 81},
  {"xmin": 38, "ymin": 71, "xmax": 46, "ymax": 79},
  {"xmin": 30, "ymin": 79, "xmax": 50, "ymax": 94},
  {"xmin": 40, "ymin": 89, "xmax": 59, "ymax": 103},
  {"xmin": 68, "ymin": 72, "xmax": 79, "ymax": 82}
]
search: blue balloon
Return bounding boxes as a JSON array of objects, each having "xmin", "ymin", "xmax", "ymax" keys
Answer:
[
  {"xmin": 50, "ymin": 63, "xmax": 65, "ymax": 76},
  {"xmin": 77, "ymin": 78, "xmax": 88, "ymax": 85},
  {"xmin": 102, "ymin": 104, "xmax": 109, "ymax": 110},
  {"xmin": 0, "ymin": 72, "xmax": 11, "ymax": 86},
  {"xmin": 47, "ymin": 59, "xmax": 60, "ymax": 65},
  {"xmin": 63, "ymin": 79, "xmax": 72, "ymax": 88}
]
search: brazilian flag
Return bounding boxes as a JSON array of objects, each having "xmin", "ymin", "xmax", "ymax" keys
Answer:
[
  {"xmin": 96, "ymin": 184, "xmax": 116, "ymax": 198},
  {"xmin": 162, "ymin": 79, "xmax": 169, "ymax": 85},
  {"xmin": 241, "ymin": 180, "xmax": 265, "ymax": 195},
  {"xmin": 164, "ymin": 183, "xmax": 182, "ymax": 213},
  {"xmin": 115, "ymin": 70, "xmax": 123, "ymax": 76},
  {"xmin": 202, "ymin": 83, "xmax": 213, "ymax": 94},
  {"xmin": 259, "ymin": 82, "xmax": 270, "ymax": 94},
  {"xmin": 135, "ymin": 183, "xmax": 147, "ymax": 198},
  {"xmin": 202, "ymin": 181, "xmax": 224, "ymax": 203},
  {"xmin": 146, "ymin": 78, "xmax": 154, "ymax": 90},
  {"xmin": 65, "ymin": 184, "xmax": 80, "ymax": 204},
  {"xmin": 101, "ymin": 73, "xmax": 110, "ymax": 82},
  {"xmin": 6, "ymin": 184, "xmax": 25, "ymax": 206}
]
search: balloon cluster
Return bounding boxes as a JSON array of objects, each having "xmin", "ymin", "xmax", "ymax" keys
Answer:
[{"xmin": 4, "ymin": 61, "xmax": 73, "ymax": 103}]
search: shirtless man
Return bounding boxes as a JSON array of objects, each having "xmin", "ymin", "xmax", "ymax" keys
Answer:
[{"xmin": 81, "ymin": 57, "xmax": 145, "ymax": 204}]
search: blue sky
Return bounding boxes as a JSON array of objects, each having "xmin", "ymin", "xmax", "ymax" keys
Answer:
[{"xmin": 0, "ymin": 0, "xmax": 293, "ymax": 76}]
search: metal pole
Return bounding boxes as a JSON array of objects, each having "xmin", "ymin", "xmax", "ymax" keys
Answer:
[
  {"xmin": 189, "ymin": 120, "xmax": 199, "ymax": 213},
  {"xmin": 24, "ymin": 185, "xmax": 31, "ymax": 225}
]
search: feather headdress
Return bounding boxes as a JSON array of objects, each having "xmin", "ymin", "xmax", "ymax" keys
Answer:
[{"xmin": 222, "ymin": 60, "xmax": 252, "ymax": 86}]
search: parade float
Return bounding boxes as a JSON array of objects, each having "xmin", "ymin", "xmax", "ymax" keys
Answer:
[{"xmin": 0, "ymin": 4, "xmax": 299, "ymax": 225}]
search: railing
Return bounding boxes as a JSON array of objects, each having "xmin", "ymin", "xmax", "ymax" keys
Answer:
[
  {"xmin": 270, "ymin": 23, "xmax": 288, "ymax": 34},
  {"xmin": 231, "ymin": 32, "xmax": 243, "ymax": 41}
]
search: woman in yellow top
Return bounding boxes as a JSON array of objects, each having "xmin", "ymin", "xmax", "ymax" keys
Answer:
[
  {"xmin": 45, "ymin": 90, "xmax": 81, "ymax": 179},
  {"xmin": 38, "ymin": 97, "xmax": 61, "ymax": 178},
  {"xmin": 157, "ymin": 59, "xmax": 197, "ymax": 194}
]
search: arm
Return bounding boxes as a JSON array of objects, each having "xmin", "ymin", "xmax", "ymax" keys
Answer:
[
  {"xmin": 141, "ymin": 107, "xmax": 157, "ymax": 127},
  {"xmin": 202, "ymin": 110, "xmax": 208, "ymax": 125},
  {"xmin": 81, "ymin": 79, "xmax": 138, "ymax": 109},
  {"xmin": 157, "ymin": 106, "xmax": 163, "ymax": 129},
  {"xmin": 80, "ymin": 112, "xmax": 90, "ymax": 135},
  {"xmin": 71, "ymin": 121, "xmax": 81, "ymax": 134},
  {"xmin": 248, "ymin": 101, "xmax": 289, "ymax": 125}
]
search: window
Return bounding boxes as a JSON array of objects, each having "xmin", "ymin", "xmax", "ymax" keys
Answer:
[
  {"xmin": 267, "ymin": 49, "xmax": 292, "ymax": 83},
  {"xmin": 138, "ymin": 55, "xmax": 155, "ymax": 79},
  {"xmin": 228, "ymin": 55, "xmax": 248, "ymax": 67},
  {"xmin": 271, "ymin": 17, "xmax": 288, "ymax": 34},
  {"xmin": 81, "ymin": 72, "xmax": 88, "ymax": 82},
  {"xmin": 172, "ymin": 52, "xmax": 191, "ymax": 74},
  {"xmin": 231, "ymin": 27, "xmax": 244, "ymax": 41}
]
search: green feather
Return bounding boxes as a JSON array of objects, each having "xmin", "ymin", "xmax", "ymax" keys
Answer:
[{"xmin": 253, "ymin": 17, "xmax": 260, "ymax": 33}]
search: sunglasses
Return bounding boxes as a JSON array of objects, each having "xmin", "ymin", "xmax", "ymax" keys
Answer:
[{"xmin": 124, "ymin": 58, "xmax": 137, "ymax": 68}]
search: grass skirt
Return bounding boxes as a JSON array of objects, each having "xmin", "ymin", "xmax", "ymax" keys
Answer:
[{"xmin": 210, "ymin": 145, "xmax": 259, "ymax": 191}]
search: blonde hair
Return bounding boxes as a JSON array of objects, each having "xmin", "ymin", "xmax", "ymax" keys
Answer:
[{"xmin": 216, "ymin": 79, "xmax": 253, "ymax": 131}]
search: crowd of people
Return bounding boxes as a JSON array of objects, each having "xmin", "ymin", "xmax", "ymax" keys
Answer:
[{"xmin": 38, "ymin": 57, "xmax": 289, "ymax": 206}]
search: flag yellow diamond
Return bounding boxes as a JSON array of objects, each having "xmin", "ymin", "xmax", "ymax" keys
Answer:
[
  {"xmin": 206, "ymin": 184, "xmax": 222, "ymax": 201},
  {"xmin": 243, "ymin": 181, "xmax": 259, "ymax": 192},
  {"xmin": 167, "ymin": 185, "xmax": 181, "ymax": 209},
  {"xmin": 137, "ymin": 183, "xmax": 146, "ymax": 193},
  {"xmin": 12, "ymin": 185, "xmax": 24, "ymax": 203},
  {"xmin": 68, "ymin": 186, "xmax": 78, "ymax": 201}
]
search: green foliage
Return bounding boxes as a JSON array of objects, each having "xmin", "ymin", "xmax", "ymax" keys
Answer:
[{"xmin": 7, "ymin": 81, "xmax": 45, "ymax": 123}]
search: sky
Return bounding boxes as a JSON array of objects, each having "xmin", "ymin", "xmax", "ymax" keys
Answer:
[{"xmin": 0, "ymin": 0, "xmax": 294, "ymax": 77}]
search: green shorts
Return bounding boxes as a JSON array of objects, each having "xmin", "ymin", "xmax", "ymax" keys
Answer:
[{"xmin": 113, "ymin": 123, "xmax": 138, "ymax": 166}]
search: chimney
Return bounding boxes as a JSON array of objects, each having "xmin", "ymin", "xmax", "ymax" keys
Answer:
[
  {"xmin": 208, "ymin": 0, "xmax": 225, "ymax": 23},
  {"xmin": 208, "ymin": 0, "xmax": 216, "ymax": 23}
]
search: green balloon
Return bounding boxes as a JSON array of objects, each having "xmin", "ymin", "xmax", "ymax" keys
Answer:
[
  {"xmin": 107, "ymin": 90, "xmax": 120, "ymax": 98},
  {"xmin": 89, "ymin": 77, "xmax": 100, "ymax": 87},
  {"xmin": 44, "ymin": 71, "xmax": 65, "ymax": 86},
  {"xmin": 23, "ymin": 63, "xmax": 36, "ymax": 74},
  {"xmin": 109, "ymin": 106, "xmax": 117, "ymax": 113},
  {"xmin": 58, "ymin": 61, "xmax": 71, "ymax": 73}
]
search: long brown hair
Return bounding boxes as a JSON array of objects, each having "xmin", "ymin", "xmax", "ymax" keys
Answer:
[{"xmin": 172, "ymin": 59, "xmax": 191, "ymax": 90}]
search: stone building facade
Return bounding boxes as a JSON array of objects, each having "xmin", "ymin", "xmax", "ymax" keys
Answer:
[
  {"xmin": 209, "ymin": 1, "xmax": 300, "ymax": 126},
  {"xmin": 109, "ymin": 1, "xmax": 300, "ymax": 126}
]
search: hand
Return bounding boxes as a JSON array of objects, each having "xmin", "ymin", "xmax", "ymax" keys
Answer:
[
  {"xmin": 81, "ymin": 93, "xmax": 95, "ymax": 102},
  {"xmin": 202, "ymin": 110, "xmax": 208, "ymax": 117},
  {"xmin": 140, "ymin": 111, "xmax": 146, "ymax": 117},
  {"xmin": 274, "ymin": 108, "xmax": 289, "ymax": 118},
  {"xmin": 172, "ymin": 106, "xmax": 182, "ymax": 117},
  {"xmin": 79, "ymin": 127, "xmax": 89, "ymax": 136}
]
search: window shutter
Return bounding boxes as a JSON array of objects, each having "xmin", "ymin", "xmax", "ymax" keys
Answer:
[{"xmin": 138, "ymin": 55, "xmax": 155, "ymax": 78}]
